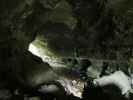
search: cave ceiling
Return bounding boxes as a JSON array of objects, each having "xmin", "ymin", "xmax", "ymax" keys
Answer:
[{"xmin": 0, "ymin": 0, "xmax": 133, "ymax": 61}]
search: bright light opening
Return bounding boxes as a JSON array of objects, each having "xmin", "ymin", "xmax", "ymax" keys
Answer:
[{"xmin": 28, "ymin": 42, "xmax": 84, "ymax": 98}]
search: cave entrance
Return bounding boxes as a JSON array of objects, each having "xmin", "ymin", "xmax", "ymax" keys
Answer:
[{"xmin": 28, "ymin": 36, "xmax": 84, "ymax": 98}]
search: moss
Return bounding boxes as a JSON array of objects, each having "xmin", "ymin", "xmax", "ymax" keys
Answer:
[{"xmin": 31, "ymin": 35, "xmax": 58, "ymax": 58}]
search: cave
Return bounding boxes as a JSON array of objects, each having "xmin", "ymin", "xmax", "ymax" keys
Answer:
[{"xmin": 0, "ymin": 0, "xmax": 133, "ymax": 100}]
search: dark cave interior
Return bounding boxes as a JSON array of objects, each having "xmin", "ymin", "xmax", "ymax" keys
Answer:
[{"xmin": 0, "ymin": 0, "xmax": 133, "ymax": 100}]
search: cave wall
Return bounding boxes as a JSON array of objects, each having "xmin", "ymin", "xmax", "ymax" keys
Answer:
[
  {"xmin": 27, "ymin": 0, "xmax": 133, "ymax": 60},
  {"xmin": 0, "ymin": 0, "xmax": 133, "ymax": 89}
]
